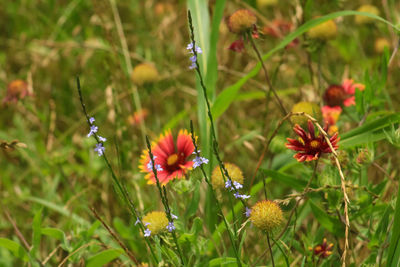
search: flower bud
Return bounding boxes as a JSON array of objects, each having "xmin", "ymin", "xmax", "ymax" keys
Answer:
[
  {"xmin": 250, "ymin": 200, "xmax": 283, "ymax": 233},
  {"xmin": 228, "ymin": 9, "xmax": 257, "ymax": 34},
  {"xmin": 323, "ymin": 85, "xmax": 347, "ymax": 107},
  {"xmin": 131, "ymin": 63, "xmax": 159, "ymax": 86}
]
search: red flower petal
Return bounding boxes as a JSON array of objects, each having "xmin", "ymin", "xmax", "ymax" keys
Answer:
[
  {"xmin": 176, "ymin": 130, "xmax": 195, "ymax": 158},
  {"xmin": 229, "ymin": 39, "xmax": 245, "ymax": 53}
]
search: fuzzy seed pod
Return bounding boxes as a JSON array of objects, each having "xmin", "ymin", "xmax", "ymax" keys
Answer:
[
  {"xmin": 142, "ymin": 211, "xmax": 168, "ymax": 235},
  {"xmin": 211, "ymin": 163, "xmax": 244, "ymax": 190},
  {"xmin": 250, "ymin": 200, "xmax": 283, "ymax": 233},
  {"xmin": 228, "ymin": 9, "xmax": 257, "ymax": 34},
  {"xmin": 355, "ymin": 5, "xmax": 380, "ymax": 25},
  {"xmin": 290, "ymin": 102, "xmax": 322, "ymax": 126},
  {"xmin": 307, "ymin": 19, "xmax": 337, "ymax": 40},
  {"xmin": 131, "ymin": 63, "xmax": 159, "ymax": 86}
]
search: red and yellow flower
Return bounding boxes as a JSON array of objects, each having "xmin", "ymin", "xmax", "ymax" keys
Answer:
[
  {"xmin": 139, "ymin": 130, "xmax": 195, "ymax": 184},
  {"xmin": 321, "ymin": 105, "xmax": 342, "ymax": 135},
  {"xmin": 323, "ymin": 79, "xmax": 365, "ymax": 107},
  {"xmin": 309, "ymin": 238, "xmax": 334, "ymax": 258},
  {"xmin": 286, "ymin": 120, "xmax": 339, "ymax": 162}
]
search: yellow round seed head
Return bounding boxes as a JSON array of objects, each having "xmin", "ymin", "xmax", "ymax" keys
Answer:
[
  {"xmin": 131, "ymin": 63, "xmax": 159, "ymax": 86},
  {"xmin": 211, "ymin": 163, "xmax": 244, "ymax": 190},
  {"xmin": 250, "ymin": 200, "xmax": 283, "ymax": 233},
  {"xmin": 228, "ymin": 9, "xmax": 257, "ymax": 34},
  {"xmin": 290, "ymin": 102, "xmax": 322, "ymax": 126},
  {"xmin": 374, "ymin": 38, "xmax": 391, "ymax": 54},
  {"xmin": 355, "ymin": 5, "xmax": 380, "ymax": 25},
  {"xmin": 307, "ymin": 19, "xmax": 337, "ymax": 40},
  {"xmin": 142, "ymin": 211, "xmax": 168, "ymax": 235},
  {"xmin": 256, "ymin": 0, "xmax": 278, "ymax": 8}
]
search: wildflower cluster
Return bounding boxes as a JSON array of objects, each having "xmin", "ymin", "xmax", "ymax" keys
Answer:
[
  {"xmin": 186, "ymin": 42, "xmax": 202, "ymax": 69},
  {"xmin": 225, "ymin": 179, "xmax": 250, "ymax": 200},
  {"xmin": 192, "ymin": 150, "xmax": 209, "ymax": 168},
  {"xmin": 87, "ymin": 117, "xmax": 107, "ymax": 156}
]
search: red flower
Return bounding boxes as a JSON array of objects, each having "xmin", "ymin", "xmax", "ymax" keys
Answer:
[
  {"xmin": 3, "ymin": 80, "xmax": 31, "ymax": 104},
  {"xmin": 311, "ymin": 238, "xmax": 334, "ymax": 258},
  {"xmin": 228, "ymin": 39, "xmax": 245, "ymax": 52},
  {"xmin": 139, "ymin": 130, "xmax": 195, "ymax": 184},
  {"xmin": 286, "ymin": 121, "xmax": 339, "ymax": 162}
]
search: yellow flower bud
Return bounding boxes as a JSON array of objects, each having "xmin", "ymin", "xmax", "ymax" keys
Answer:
[{"xmin": 290, "ymin": 102, "xmax": 322, "ymax": 126}]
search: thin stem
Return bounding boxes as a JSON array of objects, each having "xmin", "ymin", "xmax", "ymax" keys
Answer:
[
  {"xmin": 266, "ymin": 232, "xmax": 275, "ymax": 267},
  {"xmin": 249, "ymin": 34, "xmax": 287, "ymax": 116},
  {"xmin": 76, "ymin": 77, "xmax": 158, "ymax": 265}
]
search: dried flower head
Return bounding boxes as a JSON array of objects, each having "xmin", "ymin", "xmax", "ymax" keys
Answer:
[
  {"xmin": 250, "ymin": 200, "xmax": 283, "ymax": 232},
  {"xmin": 307, "ymin": 19, "xmax": 337, "ymax": 40},
  {"xmin": 131, "ymin": 63, "xmax": 159, "ymax": 86},
  {"xmin": 290, "ymin": 102, "xmax": 322, "ymax": 126},
  {"xmin": 211, "ymin": 163, "xmax": 244, "ymax": 190},
  {"xmin": 228, "ymin": 9, "xmax": 257, "ymax": 34},
  {"xmin": 3, "ymin": 80, "xmax": 31, "ymax": 104},
  {"xmin": 142, "ymin": 211, "xmax": 169, "ymax": 235},
  {"xmin": 355, "ymin": 5, "xmax": 380, "ymax": 25},
  {"xmin": 286, "ymin": 120, "xmax": 339, "ymax": 162},
  {"xmin": 310, "ymin": 238, "xmax": 334, "ymax": 258},
  {"xmin": 139, "ymin": 130, "xmax": 195, "ymax": 184}
]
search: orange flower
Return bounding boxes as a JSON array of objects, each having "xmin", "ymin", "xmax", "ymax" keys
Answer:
[
  {"xmin": 139, "ymin": 130, "xmax": 195, "ymax": 184},
  {"xmin": 3, "ymin": 80, "xmax": 31, "ymax": 104},
  {"xmin": 323, "ymin": 79, "xmax": 365, "ymax": 107}
]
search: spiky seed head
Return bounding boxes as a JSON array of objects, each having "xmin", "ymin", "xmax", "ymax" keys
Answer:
[
  {"xmin": 228, "ymin": 9, "xmax": 257, "ymax": 34},
  {"xmin": 307, "ymin": 19, "xmax": 337, "ymax": 40},
  {"xmin": 355, "ymin": 5, "xmax": 380, "ymax": 25},
  {"xmin": 142, "ymin": 211, "xmax": 168, "ymax": 235},
  {"xmin": 250, "ymin": 200, "xmax": 283, "ymax": 233},
  {"xmin": 211, "ymin": 163, "xmax": 244, "ymax": 190},
  {"xmin": 290, "ymin": 102, "xmax": 322, "ymax": 126},
  {"xmin": 131, "ymin": 63, "xmax": 159, "ymax": 86}
]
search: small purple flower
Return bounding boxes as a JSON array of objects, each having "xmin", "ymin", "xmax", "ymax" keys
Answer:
[
  {"xmin": 233, "ymin": 193, "xmax": 250, "ymax": 200},
  {"xmin": 233, "ymin": 181, "xmax": 243, "ymax": 190},
  {"xmin": 186, "ymin": 43, "xmax": 194, "ymax": 51},
  {"xmin": 94, "ymin": 143, "xmax": 105, "ymax": 156},
  {"xmin": 225, "ymin": 179, "xmax": 232, "ymax": 189},
  {"xmin": 190, "ymin": 55, "xmax": 197, "ymax": 63},
  {"xmin": 89, "ymin": 117, "xmax": 95, "ymax": 124},
  {"xmin": 87, "ymin": 125, "xmax": 98, "ymax": 137},
  {"xmin": 189, "ymin": 62, "xmax": 197, "ymax": 70},
  {"xmin": 135, "ymin": 217, "xmax": 141, "ymax": 225},
  {"xmin": 245, "ymin": 207, "xmax": 252, "ymax": 217},
  {"xmin": 147, "ymin": 156, "xmax": 163, "ymax": 172},
  {"xmin": 166, "ymin": 222, "xmax": 175, "ymax": 232},
  {"xmin": 171, "ymin": 213, "xmax": 178, "ymax": 220},
  {"xmin": 98, "ymin": 135, "xmax": 107, "ymax": 142},
  {"xmin": 144, "ymin": 228, "xmax": 151, "ymax": 237},
  {"xmin": 193, "ymin": 156, "xmax": 209, "ymax": 168}
]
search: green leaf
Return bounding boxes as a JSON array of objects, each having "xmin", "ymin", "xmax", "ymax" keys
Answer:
[
  {"xmin": 0, "ymin": 238, "xmax": 28, "ymax": 261},
  {"xmin": 31, "ymin": 208, "xmax": 42, "ymax": 257},
  {"xmin": 185, "ymin": 181, "xmax": 200, "ymax": 219},
  {"xmin": 212, "ymin": 11, "xmax": 400, "ymax": 119},
  {"xmin": 41, "ymin": 228, "xmax": 69, "ymax": 248},
  {"xmin": 260, "ymin": 169, "xmax": 312, "ymax": 191},
  {"xmin": 386, "ymin": 180, "xmax": 400, "ymax": 266},
  {"xmin": 309, "ymin": 200, "xmax": 344, "ymax": 237},
  {"xmin": 86, "ymin": 248, "xmax": 123, "ymax": 267},
  {"xmin": 209, "ymin": 257, "xmax": 239, "ymax": 266}
]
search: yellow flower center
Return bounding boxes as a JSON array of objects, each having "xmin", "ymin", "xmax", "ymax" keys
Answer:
[
  {"xmin": 167, "ymin": 154, "xmax": 178, "ymax": 166},
  {"xmin": 298, "ymin": 137, "xmax": 305, "ymax": 145},
  {"xmin": 310, "ymin": 140, "xmax": 320, "ymax": 149}
]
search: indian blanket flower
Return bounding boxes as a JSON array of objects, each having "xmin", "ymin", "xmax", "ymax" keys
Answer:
[
  {"xmin": 286, "ymin": 120, "xmax": 339, "ymax": 162},
  {"xmin": 324, "ymin": 79, "xmax": 365, "ymax": 107},
  {"xmin": 309, "ymin": 238, "xmax": 334, "ymax": 258},
  {"xmin": 250, "ymin": 200, "xmax": 283, "ymax": 233},
  {"xmin": 142, "ymin": 211, "xmax": 169, "ymax": 235},
  {"xmin": 139, "ymin": 130, "xmax": 195, "ymax": 184},
  {"xmin": 322, "ymin": 106, "xmax": 342, "ymax": 135}
]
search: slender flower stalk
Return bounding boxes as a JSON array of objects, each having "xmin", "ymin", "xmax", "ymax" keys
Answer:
[{"xmin": 76, "ymin": 77, "xmax": 158, "ymax": 265}]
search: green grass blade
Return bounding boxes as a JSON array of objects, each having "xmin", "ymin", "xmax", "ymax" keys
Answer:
[
  {"xmin": 211, "ymin": 11, "xmax": 400, "ymax": 119},
  {"xmin": 386, "ymin": 181, "xmax": 400, "ymax": 267},
  {"xmin": 0, "ymin": 238, "xmax": 29, "ymax": 262},
  {"xmin": 86, "ymin": 248, "xmax": 124, "ymax": 267}
]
